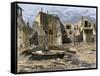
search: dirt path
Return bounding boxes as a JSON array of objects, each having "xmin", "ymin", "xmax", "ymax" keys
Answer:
[{"xmin": 17, "ymin": 42, "xmax": 96, "ymax": 73}]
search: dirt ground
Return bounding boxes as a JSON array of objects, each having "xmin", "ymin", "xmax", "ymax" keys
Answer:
[{"xmin": 17, "ymin": 42, "xmax": 96, "ymax": 73}]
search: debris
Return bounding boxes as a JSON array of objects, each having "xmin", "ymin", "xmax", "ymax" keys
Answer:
[{"xmin": 29, "ymin": 53, "xmax": 65, "ymax": 60}]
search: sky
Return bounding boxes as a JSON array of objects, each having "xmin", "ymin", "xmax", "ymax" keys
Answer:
[{"xmin": 18, "ymin": 3, "xmax": 96, "ymax": 26}]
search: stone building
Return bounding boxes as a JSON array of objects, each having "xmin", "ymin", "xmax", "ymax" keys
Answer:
[
  {"xmin": 65, "ymin": 24, "xmax": 73, "ymax": 40},
  {"xmin": 65, "ymin": 23, "xmax": 80, "ymax": 44},
  {"xmin": 65, "ymin": 16, "xmax": 96, "ymax": 43},
  {"xmin": 17, "ymin": 5, "xmax": 31, "ymax": 49},
  {"xmin": 77, "ymin": 16, "xmax": 96, "ymax": 43},
  {"xmin": 32, "ymin": 10, "xmax": 70, "ymax": 47}
]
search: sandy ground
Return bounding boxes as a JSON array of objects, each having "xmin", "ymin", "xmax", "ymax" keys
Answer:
[{"xmin": 17, "ymin": 42, "xmax": 96, "ymax": 73}]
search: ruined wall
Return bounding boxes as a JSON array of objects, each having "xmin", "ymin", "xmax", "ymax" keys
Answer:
[
  {"xmin": 17, "ymin": 15, "xmax": 30, "ymax": 49},
  {"xmin": 34, "ymin": 12, "xmax": 62, "ymax": 46},
  {"xmin": 77, "ymin": 17, "xmax": 96, "ymax": 43}
]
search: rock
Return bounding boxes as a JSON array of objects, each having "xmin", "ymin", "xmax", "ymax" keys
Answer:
[
  {"xmin": 36, "ymin": 51, "xmax": 43, "ymax": 54},
  {"xmin": 71, "ymin": 59, "xmax": 80, "ymax": 65},
  {"xmin": 80, "ymin": 61, "xmax": 93, "ymax": 67}
]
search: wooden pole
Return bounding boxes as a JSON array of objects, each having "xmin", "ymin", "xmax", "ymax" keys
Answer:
[{"xmin": 73, "ymin": 25, "xmax": 75, "ymax": 46}]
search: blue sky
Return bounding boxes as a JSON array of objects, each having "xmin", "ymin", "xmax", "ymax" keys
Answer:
[{"xmin": 18, "ymin": 3, "xmax": 96, "ymax": 26}]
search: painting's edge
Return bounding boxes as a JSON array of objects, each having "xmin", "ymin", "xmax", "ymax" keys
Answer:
[{"xmin": 11, "ymin": 2, "xmax": 17, "ymax": 74}]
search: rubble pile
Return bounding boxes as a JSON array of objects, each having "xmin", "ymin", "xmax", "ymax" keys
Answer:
[{"xmin": 17, "ymin": 42, "xmax": 96, "ymax": 73}]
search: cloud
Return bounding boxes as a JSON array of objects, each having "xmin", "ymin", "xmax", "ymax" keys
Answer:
[{"xmin": 18, "ymin": 3, "xmax": 96, "ymax": 26}]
